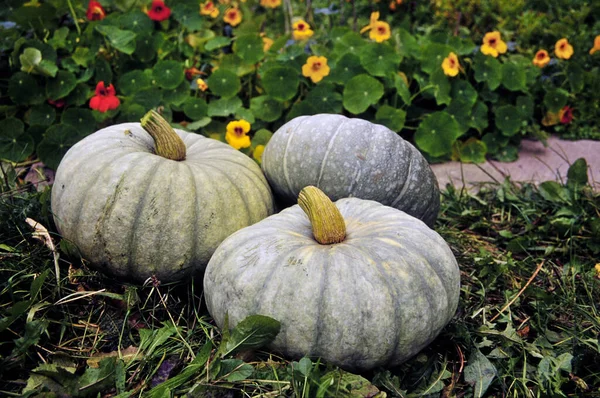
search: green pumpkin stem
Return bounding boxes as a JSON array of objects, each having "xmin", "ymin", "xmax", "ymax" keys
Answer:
[
  {"xmin": 298, "ymin": 186, "xmax": 346, "ymax": 245},
  {"xmin": 141, "ymin": 110, "xmax": 186, "ymax": 161}
]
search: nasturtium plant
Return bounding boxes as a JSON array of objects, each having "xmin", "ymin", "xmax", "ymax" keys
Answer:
[
  {"xmin": 28, "ymin": 105, "xmax": 56, "ymax": 127},
  {"xmin": 375, "ymin": 105, "xmax": 406, "ymax": 132},
  {"xmin": 327, "ymin": 53, "xmax": 366, "ymax": 85},
  {"xmin": 118, "ymin": 70, "xmax": 152, "ymax": 96},
  {"xmin": 262, "ymin": 66, "xmax": 300, "ymax": 102},
  {"xmin": 495, "ymin": 105, "xmax": 523, "ymax": 136},
  {"xmin": 207, "ymin": 69, "xmax": 241, "ymax": 99},
  {"xmin": 61, "ymin": 109, "xmax": 97, "ymax": 136},
  {"xmin": 543, "ymin": 88, "xmax": 570, "ymax": 113},
  {"xmin": 430, "ymin": 69, "xmax": 452, "ymax": 106},
  {"xmin": 501, "ymin": 62, "xmax": 527, "ymax": 92},
  {"xmin": 208, "ymin": 97, "xmax": 243, "ymax": 118},
  {"xmin": 233, "ymin": 34, "xmax": 264, "ymax": 65},
  {"xmin": 458, "ymin": 138, "xmax": 487, "ymax": 164},
  {"xmin": 153, "ymin": 60, "xmax": 185, "ymax": 90},
  {"xmin": 473, "ymin": 54, "xmax": 503, "ymax": 90},
  {"xmin": 37, "ymin": 124, "xmax": 81, "ymax": 170},
  {"xmin": 359, "ymin": 43, "xmax": 402, "ymax": 77},
  {"xmin": 343, "ymin": 74, "xmax": 384, "ymax": 114},
  {"xmin": 250, "ymin": 96, "xmax": 283, "ymax": 122},
  {"xmin": 305, "ymin": 83, "xmax": 343, "ymax": 114},
  {"xmin": 0, "ymin": 118, "xmax": 34, "ymax": 162},
  {"xmin": 415, "ymin": 112, "xmax": 461, "ymax": 157},
  {"xmin": 183, "ymin": 98, "xmax": 208, "ymax": 120}
]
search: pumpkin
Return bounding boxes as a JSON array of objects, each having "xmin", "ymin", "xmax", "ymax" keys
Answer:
[
  {"xmin": 204, "ymin": 186, "xmax": 460, "ymax": 372},
  {"xmin": 261, "ymin": 114, "xmax": 441, "ymax": 227},
  {"xmin": 51, "ymin": 110, "xmax": 275, "ymax": 283}
]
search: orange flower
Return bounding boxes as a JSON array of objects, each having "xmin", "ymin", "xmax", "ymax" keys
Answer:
[
  {"xmin": 441, "ymin": 52, "xmax": 460, "ymax": 77},
  {"xmin": 196, "ymin": 78, "xmax": 208, "ymax": 92},
  {"xmin": 292, "ymin": 19, "xmax": 314, "ymax": 40},
  {"xmin": 590, "ymin": 35, "xmax": 600, "ymax": 55},
  {"xmin": 223, "ymin": 7, "xmax": 242, "ymax": 26},
  {"xmin": 86, "ymin": 1, "xmax": 106, "ymax": 21},
  {"xmin": 302, "ymin": 56, "xmax": 330, "ymax": 83},
  {"xmin": 260, "ymin": 0, "xmax": 281, "ymax": 8},
  {"xmin": 389, "ymin": 0, "xmax": 402, "ymax": 11},
  {"xmin": 480, "ymin": 31, "xmax": 507, "ymax": 58},
  {"xmin": 532, "ymin": 49, "xmax": 550, "ymax": 68},
  {"xmin": 262, "ymin": 35, "xmax": 274, "ymax": 52},
  {"xmin": 555, "ymin": 38, "xmax": 573, "ymax": 60},
  {"xmin": 200, "ymin": 1, "xmax": 219, "ymax": 18},
  {"xmin": 360, "ymin": 12, "xmax": 391, "ymax": 43},
  {"xmin": 225, "ymin": 120, "xmax": 251, "ymax": 149}
]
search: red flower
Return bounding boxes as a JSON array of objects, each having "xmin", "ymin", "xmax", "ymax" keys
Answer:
[
  {"xmin": 148, "ymin": 0, "xmax": 171, "ymax": 21},
  {"xmin": 559, "ymin": 106, "xmax": 573, "ymax": 124},
  {"xmin": 90, "ymin": 81, "xmax": 120, "ymax": 113},
  {"xmin": 86, "ymin": 0, "xmax": 106, "ymax": 21},
  {"xmin": 185, "ymin": 66, "xmax": 204, "ymax": 80}
]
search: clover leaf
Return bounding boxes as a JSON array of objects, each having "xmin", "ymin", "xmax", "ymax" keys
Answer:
[
  {"xmin": 342, "ymin": 74, "xmax": 384, "ymax": 114},
  {"xmin": 415, "ymin": 111, "xmax": 461, "ymax": 157}
]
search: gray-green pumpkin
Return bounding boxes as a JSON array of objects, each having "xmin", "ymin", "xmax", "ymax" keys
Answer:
[
  {"xmin": 261, "ymin": 114, "xmax": 440, "ymax": 227},
  {"xmin": 204, "ymin": 186, "xmax": 460, "ymax": 372},
  {"xmin": 51, "ymin": 111, "xmax": 275, "ymax": 283}
]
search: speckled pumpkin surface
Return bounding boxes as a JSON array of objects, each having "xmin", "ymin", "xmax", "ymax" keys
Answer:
[
  {"xmin": 52, "ymin": 122, "xmax": 274, "ymax": 283},
  {"xmin": 261, "ymin": 114, "xmax": 440, "ymax": 226},
  {"xmin": 203, "ymin": 195, "xmax": 460, "ymax": 372}
]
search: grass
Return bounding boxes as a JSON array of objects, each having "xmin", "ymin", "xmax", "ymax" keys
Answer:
[{"xmin": 1, "ymin": 160, "xmax": 599, "ymax": 397}]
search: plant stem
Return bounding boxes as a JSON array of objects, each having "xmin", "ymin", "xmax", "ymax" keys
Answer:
[
  {"xmin": 141, "ymin": 110, "xmax": 186, "ymax": 161},
  {"xmin": 298, "ymin": 186, "xmax": 346, "ymax": 245}
]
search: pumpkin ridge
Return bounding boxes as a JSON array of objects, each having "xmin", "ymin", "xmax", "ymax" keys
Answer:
[
  {"xmin": 281, "ymin": 122, "xmax": 300, "ymax": 198},
  {"xmin": 315, "ymin": 117, "xmax": 347, "ymax": 189},
  {"xmin": 184, "ymin": 162, "xmax": 201, "ymax": 269},
  {"xmin": 312, "ymin": 249, "xmax": 331, "ymax": 357},
  {"xmin": 390, "ymin": 141, "xmax": 415, "ymax": 209}
]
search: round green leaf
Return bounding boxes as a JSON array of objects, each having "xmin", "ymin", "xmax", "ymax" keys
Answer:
[
  {"xmin": 120, "ymin": 10, "xmax": 154, "ymax": 33},
  {"xmin": 495, "ymin": 145, "xmax": 519, "ymax": 162},
  {"xmin": 118, "ymin": 70, "xmax": 151, "ymax": 96},
  {"xmin": 132, "ymin": 88, "xmax": 163, "ymax": 109},
  {"xmin": 205, "ymin": 37, "xmax": 233, "ymax": 52},
  {"xmin": 171, "ymin": 3, "xmax": 204, "ymax": 31},
  {"xmin": 163, "ymin": 81, "xmax": 191, "ymax": 106},
  {"xmin": 95, "ymin": 25, "xmax": 137, "ymax": 55},
  {"xmin": 262, "ymin": 66, "xmax": 300, "ymax": 102},
  {"xmin": 207, "ymin": 97, "xmax": 243, "ymax": 117},
  {"xmin": 469, "ymin": 101, "xmax": 489, "ymax": 132},
  {"xmin": 250, "ymin": 96, "xmax": 283, "ymax": 122},
  {"xmin": 0, "ymin": 118, "xmax": 34, "ymax": 162},
  {"xmin": 285, "ymin": 101, "xmax": 319, "ymax": 122},
  {"xmin": 46, "ymin": 70, "xmax": 77, "ymax": 100},
  {"xmin": 233, "ymin": 34, "xmax": 265, "ymax": 65},
  {"xmin": 495, "ymin": 105, "xmax": 523, "ymax": 136},
  {"xmin": 61, "ymin": 108, "xmax": 96, "ymax": 136},
  {"xmin": 37, "ymin": 124, "xmax": 81, "ymax": 170},
  {"xmin": 501, "ymin": 62, "xmax": 527, "ymax": 92},
  {"xmin": 305, "ymin": 83, "xmax": 343, "ymax": 114},
  {"xmin": 516, "ymin": 96, "xmax": 534, "ymax": 119},
  {"xmin": 275, "ymin": 46, "xmax": 308, "ymax": 70},
  {"xmin": 206, "ymin": 69, "xmax": 241, "ymax": 99},
  {"xmin": 8, "ymin": 72, "xmax": 44, "ymax": 105},
  {"xmin": 153, "ymin": 60, "xmax": 185, "ymax": 90},
  {"xmin": 566, "ymin": 63, "xmax": 584, "ymax": 93},
  {"xmin": 452, "ymin": 80, "xmax": 478, "ymax": 108},
  {"xmin": 458, "ymin": 138, "xmax": 487, "ymax": 164},
  {"xmin": 429, "ymin": 69, "xmax": 452, "ymax": 106},
  {"xmin": 135, "ymin": 33, "xmax": 156, "ymax": 63},
  {"xmin": 473, "ymin": 53, "xmax": 502, "ymax": 90},
  {"xmin": 94, "ymin": 58, "xmax": 113, "ymax": 84},
  {"xmin": 28, "ymin": 104, "xmax": 56, "ymax": 126},
  {"xmin": 414, "ymin": 111, "xmax": 461, "ymax": 157},
  {"xmin": 328, "ymin": 53, "xmax": 366, "ymax": 85},
  {"xmin": 183, "ymin": 98, "xmax": 208, "ymax": 120},
  {"xmin": 375, "ymin": 105, "xmax": 406, "ymax": 132},
  {"xmin": 117, "ymin": 103, "xmax": 146, "ymax": 123},
  {"xmin": 342, "ymin": 74, "xmax": 384, "ymax": 114},
  {"xmin": 359, "ymin": 43, "xmax": 401, "ymax": 77},
  {"xmin": 235, "ymin": 108, "xmax": 255, "ymax": 125},
  {"xmin": 543, "ymin": 88, "xmax": 569, "ymax": 113},
  {"xmin": 482, "ymin": 132, "xmax": 509, "ymax": 155},
  {"xmin": 252, "ymin": 129, "xmax": 272, "ymax": 146},
  {"xmin": 65, "ymin": 83, "xmax": 91, "ymax": 107},
  {"xmin": 332, "ymin": 31, "xmax": 367, "ymax": 59},
  {"xmin": 446, "ymin": 99, "xmax": 472, "ymax": 134},
  {"xmin": 420, "ymin": 43, "xmax": 454, "ymax": 75}
]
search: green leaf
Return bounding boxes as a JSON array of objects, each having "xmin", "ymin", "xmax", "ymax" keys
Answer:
[
  {"xmin": 235, "ymin": 108, "xmax": 255, "ymax": 125},
  {"xmin": 543, "ymin": 88, "xmax": 569, "ymax": 113},
  {"xmin": 464, "ymin": 349, "xmax": 497, "ymax": 398},
  {"xmin": 153, "ymin": 60, "xmax": 185, "ymax": 90},
  {"xmin": 95, "ymin": 25, "xmax": 137, "ymax": 55},
  {"xmin": 495, "ymin": 105, "xmax": 523, "ymax": 136},
  {"xmin": 252, "ymin": 129, "xmax": 272, "ymax": 146},
  {"xmin": 46, "ymin": 70, "xmax": 77, "ymax": 100},
  {"xmin": 76, "ymin": 357, "xmax": 118, "ymax": 396},
  {"xmin": 415, "ymin": 112, "xmax": 461, "ymax": 157},
  {"xmin": 250, "ymin": 96, "xmax": 283, "ymax": 122},
  {"xmin": 0, "ymin": 118, "xmax": 34, "ymax": 162},
  {"xmin": 566, "ymin": 158, "xmax": 588, "ymax": 188},
  {"xmin": 447, "ymin": 98, "xmax": 475, "ymax": 134},
  {"xmin": 205, "ymin": 36, "xmax": 233, "ymax": 51},
  {"xmin": 20, "ymin": 47, "xmax": 58, "ymax": 77},
  {"xmin": 473, "ymin": 53, "xmax": 502, "ymax": 90},
  {"xmin": 429, "ymin": 69, "xmax": 452, "ymax": 106},
  {"xmin": 66, "ymin": 83, "xmax": 92, "ymax": 107},
  {"xmin": 328, "ymin": 53, "xmax": 366, "ymax": 85},
  {"xmin": 566, "ymin": 63, "xmax": 584, "ymax": 93},
  {"xmin": 28, "ymin": 105, "xmax": 56, "ymax": 126},
  {"xmin": 332, "ymin": 31, "xmax": 367, "ymax": 60},
  {"xmin": 139, "ymin": 322, "xmax": 177, "ymax": 357},
  {"xmin": 221, "ymin": 315, "xmax": 281, "ymax": 357},
  {"xmin": 262, "ymin": 66, "xmax": 300, "ymax": 102},
  {"xmin": 217, "ymin": 359, "xmax": 254, "ymax": 382},
  {"xmin": 393, "ymin": 74, "xmax": 411, "ymax": 105},
  {"xmin": 71, "ymin": 47, "xmax": 92, "ymax": 68},
  {"xmin": 163, "ymin": 81, "xmax": 191, "ymax": 106},
  {"xmin": 48, "ymin": 27, "xmax": 69, "ymax": 50},
  {"xmin": 233, "ymin": 34, "xmax": 265, "ymax": 65},
  {"xmin": 37, "ymin": 124, "xmax": 82, "ymax": 170},
  {"xmin": 304, "ymin": 83, "xmax": 343, "ymax": 114},
  {"xmin": 420, "ymin": 43, "xmax": 454, "ymax": 75},
  {"xmin": 118, "ymin": 70, "xmax": 152, "ymax": 96},
  {"xmin": 516, "ymin": 96, "xmax": 534, "ymax": 119},
  {"xmin": 359, "ymin": 43, "xmax": 402, "ymax": 77},
  {"xmin": 119, "ymin": 10, "xmax": 154, "ymax": 33},
  {"xmin": 452, "ymin": 80, "xmax": 478, "ymax": 108},
  {"xmin": 495, "ymin": 145, "xmax": 519, "ymax": 162},
  {"xmin": 183, "ymin": 98, "xmax": 208, "ymax": 120},
  {"xmin": 342, "ymin": 74, "xmax": 384, "ymax": 114},
  {"xmin": 207, "ymin": 96, "xmax": 243, "ymax": 117},
  {"xmin": 12, "ymin": 319, "xmax": 49, "ymax": 357},
  {"xmin": 135, "ymin": 33, "xmax": 157, "ymax": 63},
  {"xmin": 458, "ymin": 138, "xmax": 487, "ymax": 163},
  {"xmin": 469, "ymin": 101, "xmax": 489, "ymax": 132},
  {"xmin": 132, "ymin": 88, "xmax": 163, "ymax": 109},
  {"xmin": 61, "ymin": 108, "xmax": 97, "ymax": 136},
  {"xmin": 501, "ymin": 62, "xmax": 527, "ymax": 91},
  {"xmin": 286, "ymin": 101, "xmax": 319, "ymax": 121},
  {"xmin": 8, "ymin": 72, "xmax": 44, "ymax": 105},
  {"xmin": 375, "ymin": 105, "xmax": 406, "ymax": 132},
  {"xmin": 538, "ymin": 181, "xmax": 571, "ymax": 204},
  {"xmin": 94, "ymin": 58, "xmax": 113, "ymax": 85},
  {"xmin": 207, "ymin": 69, "xmax": 241, "ymax": 99}
]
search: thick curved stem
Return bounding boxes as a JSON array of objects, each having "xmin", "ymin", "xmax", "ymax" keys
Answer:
[
  {"xmin": 298, "ymin": 186, "xmax": 346, "ymax": 245},
  {"xmin": 141, "ymin": 110, "xmax": 186, "ymax": 161}
]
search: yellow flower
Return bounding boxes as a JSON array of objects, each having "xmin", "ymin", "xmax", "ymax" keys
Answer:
[
  {"xmin": 480, "ymin": 31, "xmax": 508, "ymax": 58},
  {"xmin": 292, "ymin": 19, "xmax": 314, "ymax": 40},
  {"xmin": 590, "ymin": 35, "xmax": 600, "ymax": 55},
  {"xmin": 260, "ymin": 0, "xmax": 281, "ymax": 8},
  {"xmin": 302, "ymin": 55, "xmax": 330, "ymax": 83},
  {"xmin": 225, "ymin": 120, "xmax": 251, "ymax": 149},
  {"xmin": 200, "ymin": 1, "xmax": 219, "ymax": 18},
  {"xmin": 262, "ymin": 35, "xmax": 274, "ymax": 52},
  {"xmin": 360, "ymin": 12, "xmax": 391, "ymax": 43},
  {"xmin": 223, "ymin": 7, "xmax": 242, "ymax": 26},
  {"xmin": 595, "ymin": 263, "xmax": 600, "ymax": 278},
  {"xmin": 196, "ymin": 78, "xmax": 208, "ymax": 91},
  {"xmin": 532, "ymin": 49, "xmax": 550, "ymax": 68},
  {"xmin": 253, "ymin": 145, "xmax": 265, "ymax": 163},
  {"xmin": 441, "ymin": 52, "xmax": 460, "ymax": 77},
  {"xmin": 555, "ymin": 38, "xmax": 573, "ymax": 60}
]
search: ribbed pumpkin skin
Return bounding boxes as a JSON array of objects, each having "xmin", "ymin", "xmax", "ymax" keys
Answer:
[
  {"xmin": 261, "ymin": 114, "xmax": 440, "ymax": 227},
  {"xmin": 203, "ymin": 198, "xmax": 460, "ymax": 372},
  {"xmin": 52, "ymin": 123, "xmax": 274, "ymax": 283}
]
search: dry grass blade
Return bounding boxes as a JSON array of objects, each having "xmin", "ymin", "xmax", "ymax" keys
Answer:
[{"xmin": 26, "ymin": 217, "xmax": 61, "ymax": 288}]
